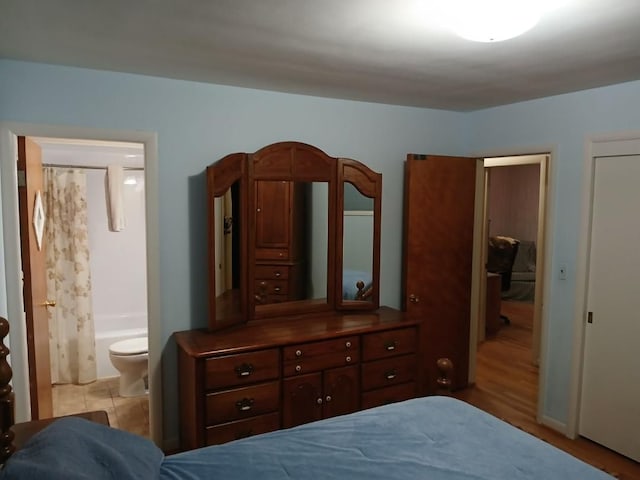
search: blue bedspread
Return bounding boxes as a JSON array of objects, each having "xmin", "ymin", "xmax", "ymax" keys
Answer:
[
  {"xmin": 0, "ymin": 416, "xmax": 164, "ymax": 480},
  {"xmin": 160, "ymin": 396, "xmax": 612, "ymax": 480}
]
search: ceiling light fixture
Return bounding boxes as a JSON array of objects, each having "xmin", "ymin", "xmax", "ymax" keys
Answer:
[{"xmin": 433, "ymin": 0, "xmax": 565, "ymax": 42}]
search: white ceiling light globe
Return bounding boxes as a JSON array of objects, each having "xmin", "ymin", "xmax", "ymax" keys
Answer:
[{"xmin": 437, "ymin": 0, "xmax": 542, "ymax": 42}]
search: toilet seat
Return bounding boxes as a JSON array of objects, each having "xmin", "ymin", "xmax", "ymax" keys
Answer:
[{"xmin": 109, "ymin": 337, "xmax": 148, "ymax": 356}]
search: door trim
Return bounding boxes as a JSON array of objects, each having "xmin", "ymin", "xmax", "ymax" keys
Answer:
[
  {"xmin": 0, "ymin": 122, "xmax": 162, "ymax": 446},
  {"xmin": 483, "ymin": 154, "xmax": 548, "ymax": 367},
  {"xmin": 471, "ymin": 145, "xmax": 555, "ymax": 432},
  {"xmin": 568, "ymin": 132, "xmax": 640, "ymax": 438}
]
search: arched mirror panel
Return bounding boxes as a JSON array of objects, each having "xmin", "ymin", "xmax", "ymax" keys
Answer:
[{"xmin": 337, "ymin": 159, "xmax": 381, "ymax": 310}]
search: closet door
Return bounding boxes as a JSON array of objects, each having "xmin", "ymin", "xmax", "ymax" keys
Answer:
[
  {"xmin": 579, "ymin": 154, "xmax": 640, "ymax": 462},
  {"xmin": 403, "ymin": 155, "xmax": 478, "ymax": 393}
]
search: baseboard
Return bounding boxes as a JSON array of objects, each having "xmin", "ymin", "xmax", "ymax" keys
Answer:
[{"xmin": 540, "ymin": 414, "xmax": 568, "ymax": 436}]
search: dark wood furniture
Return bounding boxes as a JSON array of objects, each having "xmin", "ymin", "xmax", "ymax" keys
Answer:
[
  {"xmin": 11, "ymin": 410, "xmax": 110, "ymax": 450},
  {"xmin": 206, "ymin": 142, "xmax": 382, "ymax": 331},
  {"xmin": 254, "ymin": 180, "xmax": 308, "ymax": 304},
  {"xmin": 175, "ymin": 308, "xmax": 420, "ymax": 449},
  {"xmin": 176, "ymin": 142, "xmax": 422, "ymax": 449}
]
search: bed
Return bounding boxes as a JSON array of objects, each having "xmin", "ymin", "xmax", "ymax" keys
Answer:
[{"xmin": 0, "ymin": 396, "xmax": 612, "ymax": 479}]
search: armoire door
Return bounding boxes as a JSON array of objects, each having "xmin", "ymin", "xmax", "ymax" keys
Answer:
[
  {"xmin": 255, "ymin": 180, "xmax": 291, "ymax": 258},
  {"xmin": 579, "ymin": 154, "xmax": 640, "ymax": 462},
  {"xmin": 403, "ymin": 154, "xmax": 478, "ymax": 393}
]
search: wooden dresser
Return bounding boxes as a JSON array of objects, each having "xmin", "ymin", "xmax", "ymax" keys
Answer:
[{"xmin": 175, "ymin": 307, "xmax": 420, "ymax": 450}]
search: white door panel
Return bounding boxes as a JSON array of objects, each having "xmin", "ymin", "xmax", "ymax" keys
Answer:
[{"xmin": 579, "ymin": 155, "xmax": 640, "ymax": 462}]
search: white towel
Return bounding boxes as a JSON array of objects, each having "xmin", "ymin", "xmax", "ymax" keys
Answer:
[{"xmin": 107, "ymin": 165, "xmax": 125, "ymax": 232}]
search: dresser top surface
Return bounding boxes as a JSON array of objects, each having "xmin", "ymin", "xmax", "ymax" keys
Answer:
[{"xmin": 175, "ymin": 306, "xmax": 418, "ymax": 357}]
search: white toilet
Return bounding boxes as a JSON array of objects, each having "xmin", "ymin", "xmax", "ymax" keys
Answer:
[{"xmin": 108, "ymin": 336, "xmax": 148, "ymax": 397}]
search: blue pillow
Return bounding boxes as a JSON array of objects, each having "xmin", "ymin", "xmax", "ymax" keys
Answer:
[{"xmin": 0, "ymin": 417, "xmax": 164, "ymax": 479}]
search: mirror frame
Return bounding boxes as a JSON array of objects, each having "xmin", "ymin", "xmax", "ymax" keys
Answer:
[
  {"xmin": 207, "ymin": 142, "xmax": 381, "ymax": 331},
  {"xmin": 207, "ymin": 152, "xmax": 249, "ymax": 331},
  {"xmin": 336, "ymin": 158, "xmax": 381, "ymax": 310}
]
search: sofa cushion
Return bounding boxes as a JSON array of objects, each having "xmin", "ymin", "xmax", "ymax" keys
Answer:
[{"xmin": 512, "ymin": 240, "xmax": 536, "ymax": 273}]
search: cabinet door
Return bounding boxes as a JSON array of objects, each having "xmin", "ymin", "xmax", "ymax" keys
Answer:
[
  {"xmin": 282, "ymin": 372, "xmax": 322, "ymax": 428},
  {"xmin": 323, "ymin": 365, "xmax": 359, "ymax": 419},
  {"xmin": 256, "ymin": 180, "xmax": 291, "ymax": 257}
]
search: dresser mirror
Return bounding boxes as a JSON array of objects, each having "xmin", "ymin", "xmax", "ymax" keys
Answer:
[
  {"xmin": 341, "ymin": 183, "xmax": 374, "ymax": 302},
  {"xmin": 207, "ymin": 142, "xmax": 380, "ymax": 331},
  {"xmin": 253, "ymin": 180, "xmax": 329, "ymax": 310},
  {"xmin": 336, "ymin": 159, "xmax": 381, "ymax": 310},
  {"xmin": 207, "ymin": 153, "xmax": 248, "ymax": 331}
]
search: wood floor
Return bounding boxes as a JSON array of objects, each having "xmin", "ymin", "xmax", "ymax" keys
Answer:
[{"xmin": 454, "ymin": 300, "xmax": 640, "ymax": 480}]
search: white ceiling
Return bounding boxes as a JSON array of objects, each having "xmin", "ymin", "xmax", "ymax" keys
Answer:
[{"xmin": 2, "ymin": 0, "xmax": 640, "ymax": 111}]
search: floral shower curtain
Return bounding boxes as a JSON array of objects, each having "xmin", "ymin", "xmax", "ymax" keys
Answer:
[{"xmin": 43, "ymin": 167, "xmax": 97, "ymax": 385}]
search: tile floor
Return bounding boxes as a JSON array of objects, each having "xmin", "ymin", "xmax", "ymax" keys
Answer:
[{"xmin": 52, "ymin": 377, "xmax": 149, "ymax": 438}]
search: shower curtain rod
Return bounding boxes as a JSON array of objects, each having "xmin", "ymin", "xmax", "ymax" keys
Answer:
[{"xmin": 42, "ymin": 163, "xmax": 144, "ymax": 171}]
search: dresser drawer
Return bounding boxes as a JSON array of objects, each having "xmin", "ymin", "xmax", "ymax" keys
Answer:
[
  {"xmin": 255, "ymin": 265, "xmax": 290, "ymax": 280},
  {"xmin": 361, "ymin": 354, "xmax": 417, "ymax": 391},
  {"xmin": 362, "ymin": 327, "xmax": 417, "ymax": 361},
  {"xmin": 283, "ymin": 337, "xmax": 359, "ymax": 376},
  {"xmin": 205, "ymin": 349, "xmax": 280, "ymax": 390},
  {"xmin": 254, "ymin": 279, "xmax": 289, "ymax": 295},
  {"xmin": 205, "ymin": 381, "xmax": 280, "ymax": 425},
  {"xmin": 256, "ymin": 247, "xmax": 289, "ymax": 260},
  {"xmin": 361, "ymin": 382, "xmax": 417, "ymax": 410},
  {"xmin": 205, "ymin": 412, "xmax": 280, "ymax": 446},
  {"xmin": 263, "ymin": 294, "xmax": 290, "ymax": 304}
]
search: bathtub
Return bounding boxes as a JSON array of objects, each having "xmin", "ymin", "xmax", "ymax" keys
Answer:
[{"xmin": 94, "ymin": 314, "xmax": 147, "ymax": 379}]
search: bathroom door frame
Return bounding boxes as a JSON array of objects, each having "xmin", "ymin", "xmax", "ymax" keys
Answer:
[{"xmin": 0, "ymin": 122, "xmax": 162, "ymax": 446}]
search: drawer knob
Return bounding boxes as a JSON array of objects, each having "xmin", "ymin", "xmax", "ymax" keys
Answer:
[
  {"xmin": 295, "ymin": 350, "xmax": 302, "ymax": 357},
  {"xmin": 384, "ymin": 341, "xmax": 396, "ymax": 351},
  {"xmin": 316, "ymin": 397, "xmax": 323, "ymax": 405},
  {"xmin": 325, "ymin": 395, "xmax": 332, "ymax": 402},
  {"xmin": 385, "ymin": 369, "xmax": 397, "ymax": 380},
  {"xmin": 295, "ymin": 365, "xmax": 302, "ymax": 372},
  {"xmin": 235, "ymin": 397, "xmax": 255, "ymax": 412},
  {"xmin": 345, "ymin": 356, "xmax": 352, "ymax": 363},
  {"xmin": 274, "ymin": 271, "xmax": 282, "ymax": 278},
  {"xmin": 345, "ymin": 341, "xmax": 352, "ymax": 348},
  {"xmin": 234, "ymin": 363, "xmax": 254, "ymax": 377},
  {"xmin": 274, "ymin": 286, "xmax": 281, "ymax": 293}
]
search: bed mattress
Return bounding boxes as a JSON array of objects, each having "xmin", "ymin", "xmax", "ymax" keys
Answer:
[{"xmin": 160, "ymin": 396, "xmax": 612, "ymax": 480}]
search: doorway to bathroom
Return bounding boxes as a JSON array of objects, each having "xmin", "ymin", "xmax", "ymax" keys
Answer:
[{"xmin": 22, "ymin": 136, "xmax": 150, "ymax": 438}]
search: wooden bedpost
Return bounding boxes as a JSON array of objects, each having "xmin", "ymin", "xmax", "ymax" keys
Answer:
[
  {"xmin": 435, "ymin": 357, "xmax": 454, "ymax": 395},
  {"xmin": 0, "ymin": 316, "xmax": 15, "ymax": 463}
]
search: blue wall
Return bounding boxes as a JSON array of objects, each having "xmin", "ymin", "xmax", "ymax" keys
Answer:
[
  {"xmin": 0, "ymin": 60, "xmax": 466, "ymax": 444},
  {"xmin": 467, "ymin": 81, "xmax": 640, "ymax": 422},
  {"xmin": 3, "ymin": 59, "xmax": 640, "ymax": 443}
]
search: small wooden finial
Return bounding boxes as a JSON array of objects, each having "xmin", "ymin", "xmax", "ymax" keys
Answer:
[{"xmin": 436, "ymin": 357, "xmax": 454, "ymax": 395}]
